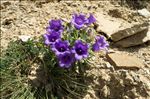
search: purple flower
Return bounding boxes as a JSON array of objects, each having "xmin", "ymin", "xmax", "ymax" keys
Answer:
[
  {"xmin": 58, "ymin": 51, "xmax": 74, "ymax": 68},
  {"xmin": 51, "ymin": 39, "xmax": 69, "ymax": 55},
  {"xmin": 43, "ymin": 32, "xmax": 61, "ymax": 45},
  {"xmin": 47, "ymin": 19, "xmax": 63, "ymax": 33},
  {"xmin": 92, "ymin": 36, "xmax": 109, "ymax": 52},
  {"xmin": 71, "ymin": 14, "xmax": 87, "ymax": 29},
  {"xmin": 86, "ymin": 14, "xmax": 96, "ymax": 25},
  {"xmin": 72, "ymin": 40, "xmax": 89, "ymax": 60},
  {"xmin": 92, "ymin": 42, "xmax": 100, "ymax": 52}
]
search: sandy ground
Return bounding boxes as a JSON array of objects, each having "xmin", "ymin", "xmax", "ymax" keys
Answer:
[{"xmin": 1, "ymin": 0, "xmax": 150, "ymax": 99}]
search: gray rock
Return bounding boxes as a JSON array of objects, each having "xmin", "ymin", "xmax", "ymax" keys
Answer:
[
  {"xmin": 95, "ymin": 13, "xmax": 149, "ymax": 43},
  {"xmin": 111, "ymin": 22, "xmax": 149, "ymax": 41},
  {"xmin": 115, "ymin": 27, "xmax": 150, "ymax": 47}
]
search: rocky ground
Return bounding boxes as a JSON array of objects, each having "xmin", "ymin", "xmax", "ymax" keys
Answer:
[{"xmin": 1, "ymin": 0, "xmax": 150, "ymax": 99}]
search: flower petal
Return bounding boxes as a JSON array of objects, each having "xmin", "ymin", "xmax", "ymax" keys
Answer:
[
  {"xmin": 75, "ymin": 54, "xmax": 83, "ymax": 60},
  {"xmin": 43, "ymin": 34, "xmax": 51, "ymax": 45},
  {"xmin": 92, "ymin": 42, "xmax": 100, "ymax": 52},
  {"xmin": 86, "ymin": 14, "xmax": 96, "ymax": 25}
]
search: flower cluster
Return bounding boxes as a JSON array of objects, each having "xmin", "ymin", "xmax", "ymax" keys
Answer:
[{"xmin": 43, "ymin": 13, "xmax": 109, "ymax": 68}]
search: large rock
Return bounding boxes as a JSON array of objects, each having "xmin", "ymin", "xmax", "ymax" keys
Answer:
[
  {"xmin": 95, "ymin": 13, "xmax": 149, "ymax": 42},
  {"xmin": 106, "ymin": 53, "xmax": 144, "ymax": 69},
  {"xmin": 115, "ymin": 27, "xmax": 150, "ymax": 47},
  {"xmin": 111, "ymin": 22, "xmax": 149, "ymax": 41},
  {"xmin": 95, "ymin": 13, "xmax": 133, "ymax": 39}
]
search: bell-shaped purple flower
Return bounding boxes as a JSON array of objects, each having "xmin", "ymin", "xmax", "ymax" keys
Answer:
[
  {"xmin": 58, "ymin": 51, "xmax": 74, "ymax": 68},
  {"xmin": 92, "ymin": 36, "xmax": 109, "ymax": 52},
  {"xmin": 72, "ymin": 40, "xmax": 89, "ymax": 60},
  {"xmin": 43, "ymin": 32, "xmax": 61, "ymax": 45},
  {"xmin": 86, "ymin": 14, "xmax": 96, "ymax": 25},
  {"xmin": 71, "ymin": 14, "xmax": 87, "ymax": 30},
  {"xmin": 51, "ymin": 39, "xmax": 70, "ymax": 55},
  {"xmin": 47, "ymin": 19, "xmax": 63, "ymax": 33}
]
